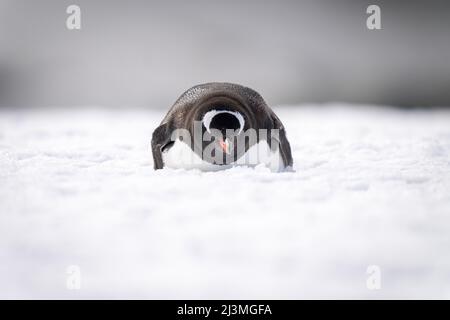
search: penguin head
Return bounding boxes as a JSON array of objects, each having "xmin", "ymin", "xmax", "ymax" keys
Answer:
[
  {"xmin": 202, "ymin": 109, "xmax": 245, "ymax": 155},
  {"xmin": 186, "ymin": 90, "xmax": 258, "ymax": 165}
]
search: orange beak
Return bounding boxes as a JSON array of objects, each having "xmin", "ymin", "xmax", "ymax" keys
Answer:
[{"xmin": 219, "ymin": 138, "xmax": 231, "ymax": 154}]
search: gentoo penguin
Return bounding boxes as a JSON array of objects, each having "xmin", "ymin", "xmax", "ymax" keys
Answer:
[{"xmin": 151, "ymin": 83, "xmax": 293, "ymax": 171}]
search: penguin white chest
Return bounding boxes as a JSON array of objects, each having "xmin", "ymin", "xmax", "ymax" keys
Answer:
[{"xmin": 161, "ymin": 139, "xmax": 284, "ymax": 172}]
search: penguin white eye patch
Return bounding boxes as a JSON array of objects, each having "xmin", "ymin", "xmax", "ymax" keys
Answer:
[{"xmin": 202, "ymin": 110, "xmax": 245, "ymax": 134}]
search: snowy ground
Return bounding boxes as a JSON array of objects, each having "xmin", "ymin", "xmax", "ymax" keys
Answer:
[{"xmin": 1, "ymin": 105, "xmax": 450, "ymax": 299}]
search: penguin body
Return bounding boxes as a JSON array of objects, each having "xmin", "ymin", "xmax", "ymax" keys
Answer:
[
  {"xmin": 151, "ymin": 83, "xmax": 293, "ymax": 171},
  {"xmin": 162, "ymin": 139, "xmax": 284, "ymax": 172}
]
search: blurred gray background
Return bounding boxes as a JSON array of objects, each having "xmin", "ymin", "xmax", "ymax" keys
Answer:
[{"xmin": 0, "ymin": 0, "xmax": 449, "ymax": 108}]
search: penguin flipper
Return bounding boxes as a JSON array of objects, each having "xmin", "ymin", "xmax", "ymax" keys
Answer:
[
  {"xmin": 271, "ymin": 114, "xmax": 293, "ymax": 169},
  {"xmin": 151, "ymin": 123, "xmax": 171, "ymax": 170}
]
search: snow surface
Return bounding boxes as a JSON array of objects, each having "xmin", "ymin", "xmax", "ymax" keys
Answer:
[{"xmin": 1, "ymin": 105, "xmax": 450, "ymax": 299}]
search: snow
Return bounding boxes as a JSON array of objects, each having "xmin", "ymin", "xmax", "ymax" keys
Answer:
[{"xmin": 1, "ymin": 105, "xmax": 450, "ymax": 299}]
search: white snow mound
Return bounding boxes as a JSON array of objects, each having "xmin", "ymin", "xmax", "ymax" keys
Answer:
[{"xmin": 1, "ymin": 105, "xmax": 450, "ymax": 299}]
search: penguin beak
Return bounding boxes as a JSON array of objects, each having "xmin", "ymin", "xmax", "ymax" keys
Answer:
[{"xmin": 219, "ymin": 138, "xmax": 231, "ymax": 154}]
